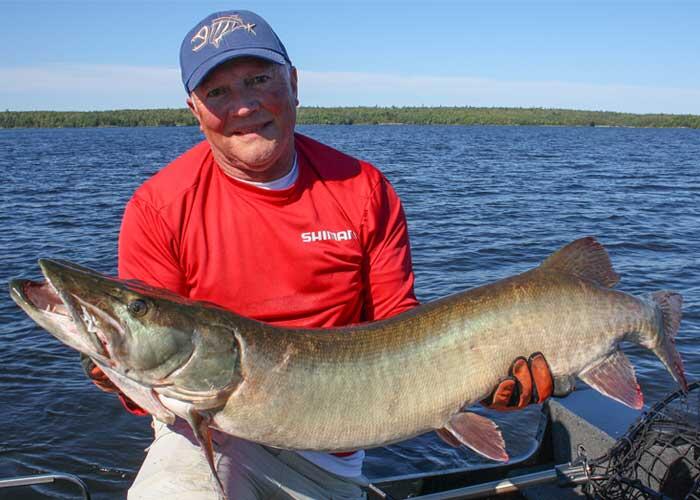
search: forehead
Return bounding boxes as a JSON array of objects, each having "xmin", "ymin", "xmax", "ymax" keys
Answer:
[{"xmin": 199, "ymin": 57, "xmax": 279, "ymax": 86}]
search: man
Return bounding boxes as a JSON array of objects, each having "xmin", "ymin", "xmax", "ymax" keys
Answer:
[{"xmin": 85, "ymin": 10, "xmax": 553, "ymax": 499}]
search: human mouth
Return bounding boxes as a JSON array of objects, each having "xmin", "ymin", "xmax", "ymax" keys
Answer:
[{"xmin": 232, "ymin": 121, "xmax": 271, "ymax": 136}]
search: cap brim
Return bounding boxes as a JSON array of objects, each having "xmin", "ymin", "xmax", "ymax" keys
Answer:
[{"xmin": 185, "ymin": 48, "xmax": 288, "ymax": 93}]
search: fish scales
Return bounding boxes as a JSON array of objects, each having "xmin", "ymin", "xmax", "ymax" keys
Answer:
[{"xmin": 213, "ymin": 268, "xmax": 657, "ymax": 451}]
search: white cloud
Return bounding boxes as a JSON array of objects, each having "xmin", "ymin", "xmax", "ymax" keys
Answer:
[
  {"xmin": 1, "ymin": 64, "xmax": 698, "ymax": 115},
  {"xmin": 0, "ymin": 65, "xmax": 184, "ymax": 110},
  {"xmin": 298, "ymin": 71, "xmax": 700, "ymax": 115}
]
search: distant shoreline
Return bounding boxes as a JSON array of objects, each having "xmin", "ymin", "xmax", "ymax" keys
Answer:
[{"xmin": 1, "ymin": 107, "xmax": 699, "ymax": 129}]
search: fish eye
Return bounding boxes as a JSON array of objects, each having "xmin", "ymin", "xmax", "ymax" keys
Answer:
[{"xmin": 127, "ymin": 299, "xmax": 149, "ymax": 317}]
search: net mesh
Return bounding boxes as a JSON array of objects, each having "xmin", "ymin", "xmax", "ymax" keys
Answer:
[{"xmin": 584, "ymin": 381, "xmax": 700, "ymax": 499}]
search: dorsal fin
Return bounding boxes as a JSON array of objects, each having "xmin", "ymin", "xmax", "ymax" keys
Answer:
[{"xmin": 540, "ymin": 237, "xmax": 619, "ymax": 288}]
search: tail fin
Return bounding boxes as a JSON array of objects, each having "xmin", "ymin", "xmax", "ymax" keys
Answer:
[{"xmin": 650, "ymin": 291, "xmax": 687, "ymax": 392}]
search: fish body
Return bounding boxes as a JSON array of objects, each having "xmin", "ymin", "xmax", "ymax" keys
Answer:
[
  {"xmin": 9, "ymin": 237, "xmax": 686, "ymax": 497},
  {"xmin": 213, "ymin": 271, "xmax": 656, "ymax": 450},
  {"xmin": 207, "ymin": 251, "xmax": 683, "ymax": 451}
]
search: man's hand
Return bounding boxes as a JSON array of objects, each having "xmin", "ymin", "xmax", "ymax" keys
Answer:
[
  {"xmin": 79, "ymin": 354, "xmax": 149, "ymax": 416},
  {"xmin": 436, "ymin": 353, "xmax": 556, "ymax": 448},
  {"xmin": 80, "ymin": 353, "xmax": 119, "ymax": 393},
  {"xmin": 481, "ymin": 353, "xmax": 554, "ymax": 410}
]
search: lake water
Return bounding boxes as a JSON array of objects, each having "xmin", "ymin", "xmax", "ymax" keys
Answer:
[{"xmin": 1, "ymin": 124, "xmax": 698, "ymax": 498}]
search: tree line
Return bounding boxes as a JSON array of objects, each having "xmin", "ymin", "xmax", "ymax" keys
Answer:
[{"xmin": 2, "ymin": 107, "xmax": 699, "ymax": 129}]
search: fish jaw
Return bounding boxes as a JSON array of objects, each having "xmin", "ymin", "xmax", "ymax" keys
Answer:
[
  {"xmin": 9, "ymin": 278, "xmax": 109, "ymax": 362},
  {"xmin": 37, "ymin": 259, "xmax": 124, "ymax": 365},
  {"xmin": 9, "ymin": 276, "xmax": 177, "ymax": 422}
]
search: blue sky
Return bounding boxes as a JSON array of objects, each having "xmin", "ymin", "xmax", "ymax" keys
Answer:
[{"xmin": 2, "ymin": 0, "xmax": 699, "ymax": 113}]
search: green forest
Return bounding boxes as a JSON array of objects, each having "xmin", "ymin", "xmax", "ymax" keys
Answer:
[{"xmin": 2, "ymin": 107, "xmax": 699, "ymax": 129}]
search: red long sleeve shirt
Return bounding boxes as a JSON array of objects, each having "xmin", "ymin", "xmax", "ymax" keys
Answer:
[{"xmin": 118, "ymin": 133, "xmax": 418, "ymax": 328}]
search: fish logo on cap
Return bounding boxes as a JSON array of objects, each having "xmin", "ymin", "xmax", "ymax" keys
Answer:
[{"xmin": 191, "ymin": 15, "xmax": 256, "ymax": 52}]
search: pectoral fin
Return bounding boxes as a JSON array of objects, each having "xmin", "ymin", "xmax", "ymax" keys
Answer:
[
  {"xmin": 184, "ymin": 409, "xmax": 227, "ymax": 500},
  {"xmin": 443, "ymin": 412, "xmax": 509, "ymax": 462},
  {"xmin": 579, "ymin": 349, "xmax": 643, "ymax": 409},
  {"xmin": 95, "ymin": 360, "xmax": 176, "ymax": 424}
]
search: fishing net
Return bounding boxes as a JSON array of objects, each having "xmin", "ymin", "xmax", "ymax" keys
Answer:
[{"xmin": 583, "ymin": 381, "xmax": 700, "ymax": 499}]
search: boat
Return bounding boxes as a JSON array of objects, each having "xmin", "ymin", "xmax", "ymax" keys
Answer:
[
  {"xmin": 368, "ymin": 383, "xmax": 698, "ymax": 499},
  {"xmin": 2, "ymin": 384, "xmax": 696, "ymax": 499}
]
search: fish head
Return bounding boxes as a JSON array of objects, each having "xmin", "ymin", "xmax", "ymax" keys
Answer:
[{"xmin": 11, "ymin": 259, "xmax": 243, "ymax": 408}]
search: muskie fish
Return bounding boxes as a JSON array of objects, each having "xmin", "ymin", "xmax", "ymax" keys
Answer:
[{"xmin": 10, "ymin": 237, "xmax": 687, "ymax": 498}]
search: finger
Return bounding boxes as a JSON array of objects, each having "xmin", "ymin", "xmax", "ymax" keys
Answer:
[
  {"xmin": 510, "ymin": 357, "xmax": 533, "ymax": 408},
  {"xmin": 79, "ymin": 353, "xmax": 94, "ymax": 373},
  {"xmin": 481, "ymin": 378, "xmax": 518, "ymax": 410},
  {"xmin": 118, "ymin": 394, "xmax": 149, "ymax": 416},
  {"xmin": 86, "ymin": 362, "xmax": 119, "ymax": 393},
  {"xmin": 90, "ymin": 370, "xmax": 119, "ymax": 393},
  {"xmin": 529, "ymin": 353, "xmax": 554, "ymax": 403},
  {"xmin": 93, "ymin": 379, "xmax": 119, "ymax": 393}
]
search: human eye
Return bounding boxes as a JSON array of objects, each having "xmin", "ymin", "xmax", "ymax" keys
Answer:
[
  {"xmin": 206, "ymin": 86, "xmax": 227, "ymax": 99},
  {"xmin": 245, "ymin": 74, "xmax": 271, "ymax": 87}
]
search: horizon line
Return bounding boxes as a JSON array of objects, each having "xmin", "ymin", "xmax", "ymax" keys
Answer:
[{"xmin": 3, "ymin": 106, "xmax": 699, "ymax": 118}]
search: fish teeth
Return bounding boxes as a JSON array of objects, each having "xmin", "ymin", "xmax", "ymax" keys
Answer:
[
  {"xmin": 46, "ymin": 303, "xmax": 68, "ymax": 315},
  {"xmin": 81, "ymin": 305, "xmax": 99, "ymax": 333}
]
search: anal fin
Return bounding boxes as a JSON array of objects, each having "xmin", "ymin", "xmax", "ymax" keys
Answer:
[
  {"xmin": 435, "ymin": 427, "xmax": 462, "ymax": 448},
  {"xmin": 444, "ymin": 412, "xmax": 509, "ymax": 462},
  {"xmin": 579, "ymin": 350, "xmax": 643, "ymax": 409}
]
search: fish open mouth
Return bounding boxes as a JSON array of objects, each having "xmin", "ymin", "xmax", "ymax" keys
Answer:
[
  {"xmin": 10, "ymin": 277, "xmax": 112, "ymax": 362},
  {"xmin": 21, "ymin": 280, "xmax": 66, "ymax": 314},
  {"xmin": 10, "ymin": 261, "xmax": 181, "ymax": 424}
]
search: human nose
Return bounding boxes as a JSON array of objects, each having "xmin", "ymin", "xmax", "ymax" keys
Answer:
[{"xmin": 227, "ymin": 90, "xmax": 260, "ymax": 117}]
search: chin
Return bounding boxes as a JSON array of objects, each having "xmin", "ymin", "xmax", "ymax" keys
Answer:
[
  {"xmin": 225, "ymin": 148, "xmax": 286, "ymax": 175},
  {"xmin": 235, "ymin": 149, "xmax": 280, "ymax": 170},
  {"xmin": 235, "ymin": 136, "xmax": 291, "ymax": 164}
]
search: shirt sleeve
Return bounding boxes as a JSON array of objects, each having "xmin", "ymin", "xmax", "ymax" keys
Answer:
[
  {"xmin": 114, "ymin": 196, "xmax": 189, "ymax": 416},
  {"xmin": 117, "ymin": 196, "xmax": 189, "ymax": 294},
  {"xmin": 361, "ymin": 175, "xmax": 419, "ymax": 321}
]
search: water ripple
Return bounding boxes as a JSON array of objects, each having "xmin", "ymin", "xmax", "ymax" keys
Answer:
[{"xmin": 1, "ymin": 125, "xmax": 699, "ymax": 496}]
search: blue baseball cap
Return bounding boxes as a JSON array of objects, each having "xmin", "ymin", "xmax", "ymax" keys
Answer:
[{"xmin": 180, "ymin": 10, "xmax": 292, "ymax": 93}]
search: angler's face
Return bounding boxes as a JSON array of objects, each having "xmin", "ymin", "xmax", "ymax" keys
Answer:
[{"xmin": 187, "ymin": 57, "xmax": 298, "ymax": 183}]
